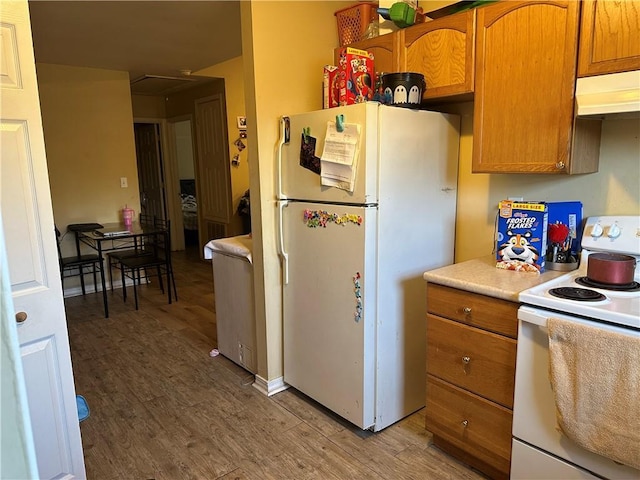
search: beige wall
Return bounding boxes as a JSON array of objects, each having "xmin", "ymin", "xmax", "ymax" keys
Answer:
[
  {"xmin": 452, "ymin": 102, "xmax": 640, "ymax": 262},
  {"xmin": 175, "ymin": 120, "xmax": 196, "ymax": 180},
  {"xmin": 36, "ymin": 64, "xmax": 140, "ymax": 262},
  {"xmin": 242, "ymin": 0, "xmax": 352, "ymax": 382},
  {"xmin": 197, "ymin": 56, "xmax": 250, "ymax": 233},
  {"xmin": 131, "ymin": 94, "xmax": 166, "ymax": 119}
]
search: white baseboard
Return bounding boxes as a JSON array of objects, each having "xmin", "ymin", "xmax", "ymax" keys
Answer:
[
  {"xmin": 252, "ymin": 375, "xmax": 289, "ymax": 397},
  {"xmin": 62, "ymin": 278, "xmax": 134, "ymax": 298}
]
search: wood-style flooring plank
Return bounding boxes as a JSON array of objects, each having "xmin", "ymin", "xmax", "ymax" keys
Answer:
[
  {"xmin": 271, "ymin": 388, "xmax": 350, "ymax": 438},
  {"xmin": 65, "ymin": 246, "xmax": 487, "ymax": 480}
]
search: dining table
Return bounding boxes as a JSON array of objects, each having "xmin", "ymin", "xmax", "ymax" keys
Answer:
[{"xmin": 71, "ymin": 221, "xmax": 167, "ymax": 318}]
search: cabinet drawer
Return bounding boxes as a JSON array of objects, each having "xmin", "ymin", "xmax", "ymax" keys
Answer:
[
  {"xmin": 426, "ymin": 375, "xmax": 512, "ymax": 478},
  {"xmin": 426, "ymin": 283, "xmax": 518, "ymax": 338},
  {"xmin": 427, "ymin": 315, "xmax": 516, "ymax": 408}
]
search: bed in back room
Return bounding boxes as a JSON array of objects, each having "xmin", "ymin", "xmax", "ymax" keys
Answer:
[{"xmin": 180, "ymin": 179, "xmax": 198, "ymax": 245}]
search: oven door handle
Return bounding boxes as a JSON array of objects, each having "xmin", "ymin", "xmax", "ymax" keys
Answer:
[{"xmin": 518, "ymin": 306, "xmax": 549, "ymax": 328}]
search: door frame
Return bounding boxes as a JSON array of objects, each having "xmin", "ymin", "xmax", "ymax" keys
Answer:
[
  {"xmin": 133, "ymin": 117, "xmax": 182, "ymax": 249},
  {"xmin": 165, "ymin": 114, "xmax": 197, "ymax": 252}
]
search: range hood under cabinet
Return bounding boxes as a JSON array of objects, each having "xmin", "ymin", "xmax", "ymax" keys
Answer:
[{"xmin": 575, "ymin": 70, "xmax": 640, "ymax": 118}]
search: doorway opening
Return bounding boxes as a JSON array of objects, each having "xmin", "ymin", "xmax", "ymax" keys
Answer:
[
  {"xmin": 132, "ymin": 83, "xmax": 232, "ymax": 256},
  {"xmin": 173, "ymin": 119, "xmax": 199, "ymax": 250},
  {"xmin": 133, "ymin": 117, "xmax": 198, "ymax": 256}
]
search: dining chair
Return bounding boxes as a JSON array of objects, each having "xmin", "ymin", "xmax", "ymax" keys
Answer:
[
  {"xmin": 119, "ymin": 217, "xmax": 177, "ymax": 309},
  {"xmin": 106, "ymin": 213, "xmax": 154, "ymax": 290},
  {"xmin": 56, "ymin": 227, "xmax": 102, "ymax": 295}
]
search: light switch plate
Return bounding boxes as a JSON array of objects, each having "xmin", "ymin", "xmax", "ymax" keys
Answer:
[{"xmin": 120, "ymin": 177, "xmax": 128, "ymax": 188}]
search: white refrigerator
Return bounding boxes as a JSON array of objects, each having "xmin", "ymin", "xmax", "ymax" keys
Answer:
[{"xmin": 276, "ymin": 102, "xmax": 460, "ymax": 431}]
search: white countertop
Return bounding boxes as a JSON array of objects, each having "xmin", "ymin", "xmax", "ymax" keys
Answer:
[{"xmin": 423, "ymin": 255, "xmax": 569, "ymax": 302}]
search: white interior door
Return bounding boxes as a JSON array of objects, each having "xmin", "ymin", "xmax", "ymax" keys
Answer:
[
  {"xmin": 0, "ymin": 1, "xmax": 86, "ymax": 478},
  {"xmin": 195, "ymin": 94, "xmax": 231, "ymax": 245}
]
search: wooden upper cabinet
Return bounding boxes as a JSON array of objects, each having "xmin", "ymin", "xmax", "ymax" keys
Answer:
[
  {"xmin": 398, "ymin": 10, "xmax": 475, "ymax": 101},
  {"xmin": 578, "ymin": 0, "xmax": 640, "ymax": 77},
  {"xmin": 333, "ymin": 33, "xmax": 400, "ymax": 74},
  {"xmin": 472, "ymin": 1, "xmax": 599, "ymax": 174}
]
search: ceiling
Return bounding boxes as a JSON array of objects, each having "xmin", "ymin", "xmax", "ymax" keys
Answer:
[{"xmin": 28, "ymin": 1, "xmax": 242, "ymax": 95}]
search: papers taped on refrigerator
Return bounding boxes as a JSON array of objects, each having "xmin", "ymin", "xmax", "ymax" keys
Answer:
[{"xmin": 320, "ymin": 122, "xmax": 360, "ymax": 192}]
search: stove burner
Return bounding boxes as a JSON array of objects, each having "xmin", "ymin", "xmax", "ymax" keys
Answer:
[
  {"xmin": 548, "ymin": 287, "xmax": 607, "ymax": 302},
  {"xmin": 575, "ymin": 276, "xmax": 640, "ymax": 292}
]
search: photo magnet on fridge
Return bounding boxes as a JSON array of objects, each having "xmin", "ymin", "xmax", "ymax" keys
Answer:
[{"xmin": 299, "ymin": 133, "xmax": 321, "ymax": 175}]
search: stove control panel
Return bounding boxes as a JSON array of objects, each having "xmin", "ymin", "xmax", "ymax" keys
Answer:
[{"xmin": 582, "ymin": 216, "xmax": 640, "ymax": 255}]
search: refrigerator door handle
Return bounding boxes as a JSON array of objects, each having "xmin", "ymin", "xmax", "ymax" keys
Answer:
[
  {"xmin": 277, "ymin": 199, "xmax": 289, "ymax": 284},
  {"xmin": 276, "ymin": 116, "xmax": 289, "ymax": 201}
]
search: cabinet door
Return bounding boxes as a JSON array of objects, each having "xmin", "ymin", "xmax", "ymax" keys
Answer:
[
  {"xmin": 578, "ymin": 0, "xmax": 640, "ymax": 77},
  {"xmin": 399, "ymin": 9, "xmax": 475, "ymax": 101},
  {"xmin": 472, "ymin": 1, "xmax": 583, "ymax": 173},
  {"xmin": 334, "ymin": 33, "xmax": 399, "ymax": 73}
]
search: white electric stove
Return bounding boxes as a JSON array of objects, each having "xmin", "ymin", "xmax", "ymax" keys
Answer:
[
  {"xmin": 512, "ymin": 215, "xmax": 640, "ymax": 480},
  {"xmin": 519, "ymin": 215, "xmax": 640, "ymax": 328}
]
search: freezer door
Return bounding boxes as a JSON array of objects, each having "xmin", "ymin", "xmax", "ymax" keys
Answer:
[
  {"xmin": 282, "ymin": 201, "xmax": 377, "ymax": 429},
  {"xmin": 280, "ymin": 103, "xmax": 378, "ymax": 204}
]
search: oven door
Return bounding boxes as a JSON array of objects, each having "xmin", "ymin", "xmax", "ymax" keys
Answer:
[{"xmin": 512, "ymin": 306, "xmax": 640, "ymax": 480}]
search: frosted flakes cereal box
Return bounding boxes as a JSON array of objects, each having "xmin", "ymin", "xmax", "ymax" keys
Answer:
[
  {"xmin": 336, "ymin": 47, "xmax": 375, "ymax": 106},
  {"xmin": 496, "ymin": 200, "xmax": 548, "ymax": 273}
]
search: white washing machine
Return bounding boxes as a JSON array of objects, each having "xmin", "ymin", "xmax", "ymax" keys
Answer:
[{"xmin": 204, "ymin": 235, "xmax": 256, "ymax": 373}]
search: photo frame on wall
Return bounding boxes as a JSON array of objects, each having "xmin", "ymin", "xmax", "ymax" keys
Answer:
[{"xmin": 237, "ymin": 116, "xmax": 247, "ymax": 129}]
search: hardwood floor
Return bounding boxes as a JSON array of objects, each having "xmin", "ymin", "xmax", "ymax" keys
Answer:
[{"xmin": 65, "ymin": 246, "xmax": 487, "ymax": 479}]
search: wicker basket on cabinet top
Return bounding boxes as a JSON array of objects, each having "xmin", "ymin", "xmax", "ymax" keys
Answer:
[{"xmin": 335, "ymin": 2, "xmax": 379, "ymax": 46}]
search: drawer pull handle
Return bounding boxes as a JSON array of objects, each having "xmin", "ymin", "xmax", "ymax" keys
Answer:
[
  {"xmin": 463, "ymin": 307, "xmax": 472, "ymax": 314},
  {"xmin": 461, "ymin": 420, "xmax": 469, "ymax": 428},
  {"xmin": 462, "ymin": 355, "xmax": 471, "ymax": 374}
]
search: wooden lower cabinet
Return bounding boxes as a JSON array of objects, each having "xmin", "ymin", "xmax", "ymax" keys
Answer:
[
  {"xmin": 426, "ymin": 376, "xmax": 513, "ymax": 480},
  {"xmin": 426, "ymin": 282, "xmax": 518, "ymax": 480}
]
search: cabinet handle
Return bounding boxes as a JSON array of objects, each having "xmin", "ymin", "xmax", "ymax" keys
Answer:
[
  {"xmin": 15, "ymin": 311, "xmax": 28, "ymax": 324},
  {"xmin": 556, "ymin": 161, "xmax": 565, "ymax": 170},
  {"xmin": 462, "ymin": 307, "xmax": 472, "ymax": 314},
  {"xmin": 462, "ymin": 355, "xmax": 471, "ymax": 374},
  {"xmin": 461, "ymin": 419, "xmax": 469, "ymax": 428}
]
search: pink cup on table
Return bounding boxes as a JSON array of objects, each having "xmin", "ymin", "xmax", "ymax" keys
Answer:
[{"xmin": 122, "ymin": 206, "xmax": 134, "ymax": 226}]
